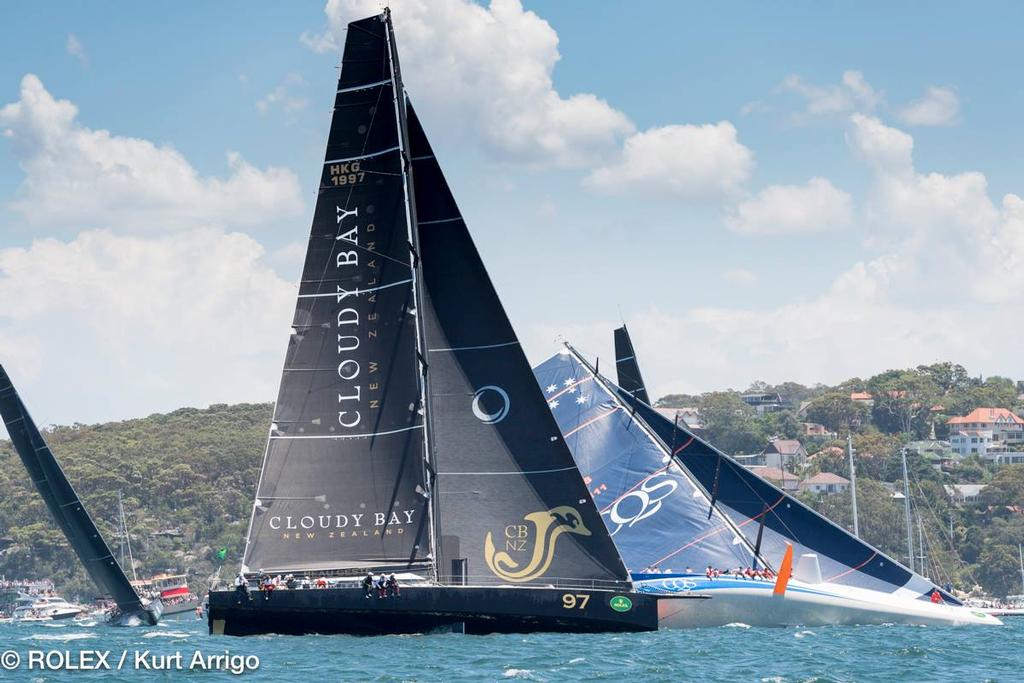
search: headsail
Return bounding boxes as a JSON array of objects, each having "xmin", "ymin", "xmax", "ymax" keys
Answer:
[
  {"xmin": 242, "ymin": 13, "xmax": 431, "ymax": 574},
  {"xmin": 613, "ymin": 325, "xmax": 650, "ymax": 405},
  {"xmin": 535, "ymin": 349, "xmax": 753, "ymax": 574},
  {"xmin": 409, "ymin": 106, "xmax": 631, "ymax": 587},
  {"xmin": 0, "ymin": 365, "xmax": 155, "ymax": 620},
  {"xmin": 611, "ymin": 347, "xmax": 958, "ymax": 603}
]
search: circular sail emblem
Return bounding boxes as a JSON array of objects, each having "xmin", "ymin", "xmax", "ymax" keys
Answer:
[{"xmin": 472, "ymin": 385, "xmax": 510, "ymax": 424}]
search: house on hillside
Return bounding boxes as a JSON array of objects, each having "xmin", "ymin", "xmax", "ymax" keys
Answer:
[
  {"xmin": 944, "ymin": 484, "xmax": 987, "ymax": 503},
  {"xmin": 799, "ymin": 472, "xmax": 850, "ymax": 495},
  {"xmin": 802, "ymin": 422, "xmax": 837, "ymax": 440},
  {"xmin": 850, "ymin": 391, "xmax": 874, "ymax": 407},
  {"xmin": 747, "ymin": 466, "xmax": 799, "ymax": 491},
  {"xmin": 761, "ymin": 438, "xmax": 808, "ymax": 470},
  {"xmin": 740, "ymin": 391, "xmax": 785, "ymax": 415},
  {"xmin": 947, "ymin": 408, "xmax": 1024, "ymax": 463},
  {"xmin": 654, "ymin": 406, "xmax": 703, "ymax": 431},
  {"xmin": 904, "ymin": 439, "xmax": 959, "ymax": 470}
]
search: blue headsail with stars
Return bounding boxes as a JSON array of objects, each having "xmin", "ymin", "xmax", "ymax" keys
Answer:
[{"xmin": 534, "ymin": 348, "xmax": 753, "ymax": 575}]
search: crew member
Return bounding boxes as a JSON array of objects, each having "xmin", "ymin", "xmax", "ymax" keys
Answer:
[
  {"xmin": 362, "ymin": 572, "xmax": 374, "ymax": 598},
  {"xmin": 233, "ymin": 572, "xmax": 250, "ymax": 604}
]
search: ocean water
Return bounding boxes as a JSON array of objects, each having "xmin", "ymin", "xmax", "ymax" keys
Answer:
[{"xmin": 0, "ymin": 615, "xmax": 1020, "ymax": 682}]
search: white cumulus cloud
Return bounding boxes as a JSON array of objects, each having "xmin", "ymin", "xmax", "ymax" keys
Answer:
[
  {"xmin": 0, "ymin": 229, "xmax": 294, "ymax": 424},
  {"xmin": 584, "ymin": 123, "xmax": 754, "ymax": 199},
  {"xmin": 528, "ymin": 116, "xmax": 1024, "ymax": 397},
  {"xmin": 303, "ymin": 0, "xmax": 635, "ymax": 167},
  {"xmin": 725, "ymin": 177, "xmax": 853, "ymax": 236},
  {"xmin": 780, "ymin": 70, "xmax": 882, "ymax": 119},
  {"xmin": 896, "ymin": 86, "xmax": 960, "ymax": 127},
  {"xmin": 0, "ymin": 74, "xmax": 304, "ymax": 232}
]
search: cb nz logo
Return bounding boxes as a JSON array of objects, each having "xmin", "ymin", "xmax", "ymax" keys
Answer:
[
  {"xmin": 484, "ymin": 506, "xmax": 590, "ymax": 583},
  {"xmin": 605, "ymin": 475, "xmax": 678, "ymax": 536}
]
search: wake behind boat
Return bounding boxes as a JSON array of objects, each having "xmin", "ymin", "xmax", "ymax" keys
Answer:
[
  {"xmin": 206, "ymin": 10, "xmax": 664, "ymax": 636},
  {"xmin": 533, "ymin": 328, "xmax": 1000, "ymax": 627}
]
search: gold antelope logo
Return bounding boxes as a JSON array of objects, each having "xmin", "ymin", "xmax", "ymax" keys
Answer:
[{"xmin": 483, "ymin": 506, "xmax": 591, "ymax": 583}]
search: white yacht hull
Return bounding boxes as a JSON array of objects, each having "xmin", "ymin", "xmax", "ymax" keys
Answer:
[{"xmin": 641, "ymin": 576, "xmax": 1003, "ymax": 628}]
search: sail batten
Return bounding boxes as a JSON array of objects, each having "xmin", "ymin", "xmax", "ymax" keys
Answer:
[{"xmin": 323, "ymin": 145, "xmax": 401, "ymax": 165}]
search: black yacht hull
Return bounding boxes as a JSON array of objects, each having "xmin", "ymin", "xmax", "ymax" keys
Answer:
[
  {"xmin": 110, "ymin": 601, "xmax": 162, "ymax": 627},
  {"xmin": 208, "ymin": 586, "xmax": 659, "ymax": 636}
]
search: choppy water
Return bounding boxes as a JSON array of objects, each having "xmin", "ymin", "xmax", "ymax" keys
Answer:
[{"xmin": 0, "ymin": 614, "xmax": 1020, "ymax": 681}]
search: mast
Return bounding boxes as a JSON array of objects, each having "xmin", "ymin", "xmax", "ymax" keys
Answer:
[
  {"xmin": 564, "ymin": 343, "xmax": 763, "ymax": 568},
  {"xmin": 847, "ymin": 432, "xmax": 859, "ymax": 538},
  {"xmin": 917, "ymin": 511, "xmax": 926, "ymax": 578},
  {"xmin": 1019, "ymin": 544, "xmax": 1023, "ymax": 596},
  {"xmin": 383, "ymin": 8, "xmax": 438, "ymax": 582},
  {"xmin": 118, "ymin": 491, "xmax": 138, "ymax": 582},
  {"xmin": 901, "ymin": 447, "xmax": 915, "ymax": 572}
]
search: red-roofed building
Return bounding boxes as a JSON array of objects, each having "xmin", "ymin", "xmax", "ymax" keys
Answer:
[
  {"xmin": 850, "ymin": 391, "xmax": 874, "ymax": 407},
  {"xmin": 799, "ymin": 472, "xmax": 851, "ymax": 495},
  {"xmin": 947, "ymin": 407, "xmax": 1024, "ymax": 430},
  {"xmin": 747, "ymin": 466, "xmax": 800, "ymax": 491},
  {"xmin": 947, "ymin": 408, "xmax": 1024, "ymax": 461},
  {"xmin": 761, "ymin": 438, "xmax": 808, "ymax": 470}
]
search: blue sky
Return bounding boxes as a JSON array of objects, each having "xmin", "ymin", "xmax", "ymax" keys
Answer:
[{"xmin": 2, "ymin": 0, "xmax": 1023, "ymax": 427}]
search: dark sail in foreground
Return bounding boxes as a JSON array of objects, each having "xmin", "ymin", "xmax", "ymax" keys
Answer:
[
  {"xmin": 0, "ymin": 365, "xmax": 162, "ymax": 626},
  {"xmin": 209, "ymin": 10, "xmax": 661, "ymax": 636},
  {"xmin": 613, "ymin": 325, "xmax": 650, "ymax": 405}
]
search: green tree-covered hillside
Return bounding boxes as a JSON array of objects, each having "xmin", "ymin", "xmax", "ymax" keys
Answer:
[{"xmin": 0, "ymin": 403, "xmax": 270, "ymax": 601}]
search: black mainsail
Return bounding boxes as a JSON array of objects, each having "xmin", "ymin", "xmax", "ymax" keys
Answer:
[
  {"xmin": 613, "ymin": 325, "xmax": 650, "ymax": 405},
  {"xmin": 242, "ymin": 13, "xmax": 431, "ymax": 574},
  {"xmin": 239, "ymin": 11, "xmax": 630, "ymax": 590},
  {"xmin": 0, "ymin": 364, "xmax": 160, "ymax": 624}
]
